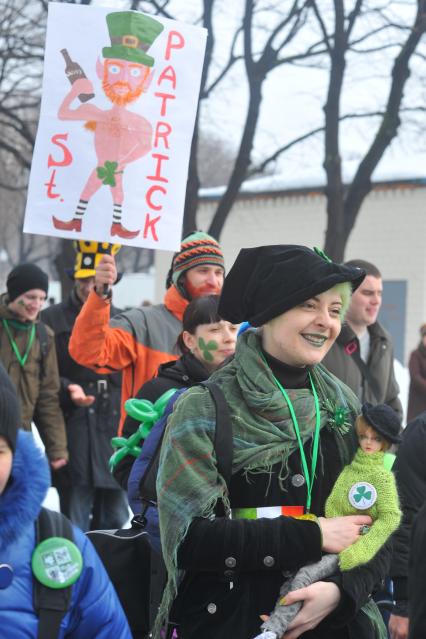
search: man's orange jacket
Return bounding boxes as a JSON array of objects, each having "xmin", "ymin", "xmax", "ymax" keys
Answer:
[{"xmin": 69, "ymin": 285, "xmax": 187, "ymax": 434}]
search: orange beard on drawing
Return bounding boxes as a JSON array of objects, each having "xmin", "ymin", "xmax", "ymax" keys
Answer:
[{"xmin": 102, "ymin": 78, "xmax": 145, "ymax": 106}]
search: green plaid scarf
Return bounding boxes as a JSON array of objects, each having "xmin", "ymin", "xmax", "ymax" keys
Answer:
[{"xmin": 154, "ymin": 330, "xmax": 360, "ymax": 636}]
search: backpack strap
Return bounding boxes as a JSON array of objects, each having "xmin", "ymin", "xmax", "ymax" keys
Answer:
[
  {"xmin": 139, "ymin": 388, "xmax": 187, "ymax": 508},
  {"xmin": 201, "ymin": 381, "xmax": 233, "ymax": 489},
  {"xmin": 138, "ymin": 382, "xmax": 233, "ymax": 521},
  {"xmin": 33, "ymin": 509, "xmax": 74, "ymax": 639},
  {"xmin": 36, "ymin": 322, "xmax": 49, "ymax": 380}
]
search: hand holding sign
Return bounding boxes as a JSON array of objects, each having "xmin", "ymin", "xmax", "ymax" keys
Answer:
[{"xmin": 94, "ymin": 254, "xmax": 117, "ymax": 296}]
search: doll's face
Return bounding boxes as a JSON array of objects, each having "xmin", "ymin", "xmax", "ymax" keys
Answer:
[{"xmin": 358, "ymin": 426, "xmax": 385, "ymax": 453}]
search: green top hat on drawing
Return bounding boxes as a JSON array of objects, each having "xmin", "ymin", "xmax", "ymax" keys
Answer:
[{"xmin": 102, "ymin": 11, "xmax": 164, "ymax": 67}]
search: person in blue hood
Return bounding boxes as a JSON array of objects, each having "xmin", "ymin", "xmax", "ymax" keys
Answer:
[{"xmin": 0, "ymin": 361, "xmax": 132, "ymax": 638}]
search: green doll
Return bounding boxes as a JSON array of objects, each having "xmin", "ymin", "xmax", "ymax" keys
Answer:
[{"xmin": 256, "ymin": 402, "xmax": 402, "ymax": 639}]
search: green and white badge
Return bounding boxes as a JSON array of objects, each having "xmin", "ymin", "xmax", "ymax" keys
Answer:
[
  {"xmin": 32, "ymin": 537, "xmax": 83, "ymax": 589},
  {"xmin": 348, "ymin": 482, "xmax": 377, "ymax": 510}
]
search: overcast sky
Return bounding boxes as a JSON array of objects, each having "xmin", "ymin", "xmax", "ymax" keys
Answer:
[{"xmin": 93, "ymin": 0, "xmax": 426, "ymax": 185}]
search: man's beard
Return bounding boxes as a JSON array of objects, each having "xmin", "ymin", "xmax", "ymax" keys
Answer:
[
  {"xmin": 185, "ymin": 280, "xmax": 222, "ymax": 299},
  {"xmin": 102, "ymin": 79, "xmax": 145, "ymax": 106}
]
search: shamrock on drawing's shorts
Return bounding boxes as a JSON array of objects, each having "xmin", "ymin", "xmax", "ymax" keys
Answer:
[
  {"xmin": 96, "ymin": 161, "xmax": 123, "ymax": 187},
  {"xmin": 348, "ymin": 481, "xmax": 377, "ymax": 510}
]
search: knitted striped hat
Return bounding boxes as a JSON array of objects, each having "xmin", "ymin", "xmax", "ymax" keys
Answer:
[{"xmin": 171, "ymin": 232, "xmax": 224, "ymax": 285}]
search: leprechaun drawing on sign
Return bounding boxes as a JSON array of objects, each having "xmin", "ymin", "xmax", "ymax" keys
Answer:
[{"xmin": 53, "ymin": 11, "xmax": 164, "ymax": 239}]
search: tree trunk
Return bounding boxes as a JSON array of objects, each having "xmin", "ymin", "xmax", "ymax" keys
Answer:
[
  {"xmin": 182, "ymin": 126, "xmax": 200, "ymax": 238},
  {"xmin": 324, "ymin": 0, "xmax": 426, "ymax": 261}
]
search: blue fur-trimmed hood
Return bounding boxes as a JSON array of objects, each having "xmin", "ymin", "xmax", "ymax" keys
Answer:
[{"xmin": 0, "ymin": 430, "xmax": 50, "ymax": 549}]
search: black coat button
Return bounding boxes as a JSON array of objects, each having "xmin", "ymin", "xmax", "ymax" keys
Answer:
[
  {"xmin": 225, "ymin": 556, "xmax": 236, "ymax": 568},
  {"xmin": 263, "ymin": 555, "xmax": 275, "ymax": 567},
  {"xmin": 207, "ymin": 603, "xmax": 217, "ymax": 614},
  {"xmin": 291, "ymin": 473, "xmax": 305, "ymax": 487}
]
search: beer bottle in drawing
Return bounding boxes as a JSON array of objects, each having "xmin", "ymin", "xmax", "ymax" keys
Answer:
[{"xmin": 60, "ymin": 48, "xmax": 95, "ymax": 103}]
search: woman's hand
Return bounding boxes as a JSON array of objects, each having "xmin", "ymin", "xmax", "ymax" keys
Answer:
[
  {"xmin": 281, "ymin": 581, "xmax": 341, "ymax": 638},
  {"xmin": 317, "ymin": 515, "xmax": 373, "ymax": 553},
  {"xmin": 389, "ymin": 614, "xmax": 409, "ymax": 639}
]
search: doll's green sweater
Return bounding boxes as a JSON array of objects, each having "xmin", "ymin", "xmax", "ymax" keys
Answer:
[{"xmin": 325, "ymin": 448, "xmax": 401, "ymax": 571}]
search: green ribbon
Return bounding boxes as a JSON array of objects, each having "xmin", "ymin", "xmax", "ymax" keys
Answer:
[
  {"xmin": 261, "ymin": 351, "xmax": 321, "ymax": 513},
  {"xmin": 313, "ymin": 246, "xmax": 332, "ymax": 263},
  {"xmin": 274, "ymin": 372, "xmax": 320, "ymax": 513},
  {"xmin": 2, "ymin": 319, "xmax": 36, "ymax": 367}
]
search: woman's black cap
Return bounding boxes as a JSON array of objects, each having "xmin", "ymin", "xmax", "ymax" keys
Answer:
[
  {"xmin": 218, "ymin": 245, "xmax": 366, "ymax": 326},
  {"xmin": 361, "ymin": 402, "xmax": 402, "ymax": 444}
]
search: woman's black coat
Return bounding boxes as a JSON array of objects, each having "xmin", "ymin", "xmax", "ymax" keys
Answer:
[
  {"xmin": 174, "ymin": 427, "xmax": 391, "ymax": 639},
  {"xmin": 390, "ymin": 412, "xmax": 426, "ymax": 616}
]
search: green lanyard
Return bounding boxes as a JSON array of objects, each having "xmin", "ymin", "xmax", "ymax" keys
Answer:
[
  {"xmin": 271, "ymin": 371, "xmax": 321, "ymax": 513},
  {"xmin": 2, "ymin": 319, "xmax": 36, "ymax": 367}
]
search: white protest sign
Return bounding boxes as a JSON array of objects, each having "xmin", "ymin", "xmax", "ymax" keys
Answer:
[{"xmin": 24, "ymin": 3, "xmax": 206, "ymax": 250}]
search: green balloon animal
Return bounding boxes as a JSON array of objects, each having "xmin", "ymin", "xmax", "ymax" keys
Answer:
[{"xmin": 109, "ymin": 388, "xmax": 177, "ymax": 471}]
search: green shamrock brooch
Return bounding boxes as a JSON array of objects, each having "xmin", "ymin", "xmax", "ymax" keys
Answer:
[{"xmin": 322, "ymin": 398, "xmax": 351, "ymax": 435}]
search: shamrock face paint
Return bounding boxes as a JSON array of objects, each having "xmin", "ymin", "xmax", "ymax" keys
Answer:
[
  {"xmin": 8, "ymin": 289, "xmax": 47, "ymax": 322},
  {"xmin": 198, "ymin": 337, "xmax": 218, "ymax": 363},
  {"xmin": 183, "ymin": 320, "xmax": 239, "ymax": 371}
]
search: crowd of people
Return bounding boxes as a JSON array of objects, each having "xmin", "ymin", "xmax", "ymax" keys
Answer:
[{"xmin": 1, "ymin": 236, "xmax": 426, "ymax": 639}]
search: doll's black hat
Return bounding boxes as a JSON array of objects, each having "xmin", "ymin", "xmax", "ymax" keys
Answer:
[
  {"xmin": 361, "ymin": 402, "xmax": 402, "ymax": 444},
  {"xmin": 218, "ymin": 245, "xmax": 365, "ymax": 326}
]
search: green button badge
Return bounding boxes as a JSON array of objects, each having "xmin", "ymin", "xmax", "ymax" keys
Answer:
[{"xmin": 32, "ymin": 537, "xmax": 83, "ymax": 589}]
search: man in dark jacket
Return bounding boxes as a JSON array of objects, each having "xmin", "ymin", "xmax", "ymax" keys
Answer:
[
  {"xmin": 323, "ymin": 259, "xmax": 402, "ymax": 420},
  {"xmin": 388, "ymin": 413, "xmax": 426, "ymax": 639},
  {"xmin": 42, "ymin": 242, "xmax": 128, "ymax": 531},
  {"xmin": 0, "ymin": 263, "xmax": 68, "ymax": 468}
]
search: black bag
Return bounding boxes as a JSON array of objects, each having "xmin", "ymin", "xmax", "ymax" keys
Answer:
[
  {"xmin": 88, "ymin": 381, "xmax": 233, "ymax": 639},
  {"xmin": 86, "ymin": 516, "xmax": 162, "ymax": 639}
]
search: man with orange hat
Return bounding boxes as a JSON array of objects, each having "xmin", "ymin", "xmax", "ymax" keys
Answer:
[
  {"xmin": 69, "ymin": 231, "xmax": 225, "ymax": 434},
  {"xmin": 42, "ymin": 242, "xmax": 128, "ymax": 531}
]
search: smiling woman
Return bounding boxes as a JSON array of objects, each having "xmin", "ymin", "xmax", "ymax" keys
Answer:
[
  {"xmin": 154, "ymin": 245, "xmax": 392, "ymax": 639},
  {"xmin": 262, "ymin": 287, "xmax": 349, "ymax": 368}
]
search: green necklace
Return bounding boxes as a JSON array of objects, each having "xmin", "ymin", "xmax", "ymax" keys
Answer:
[
  {"xmin": 2, "ymin": 319, "xmax": 36, "ymax": 367},
  {"xmin": 270, "ymin": 368, "xmax": 321, "ymax": 513}
]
